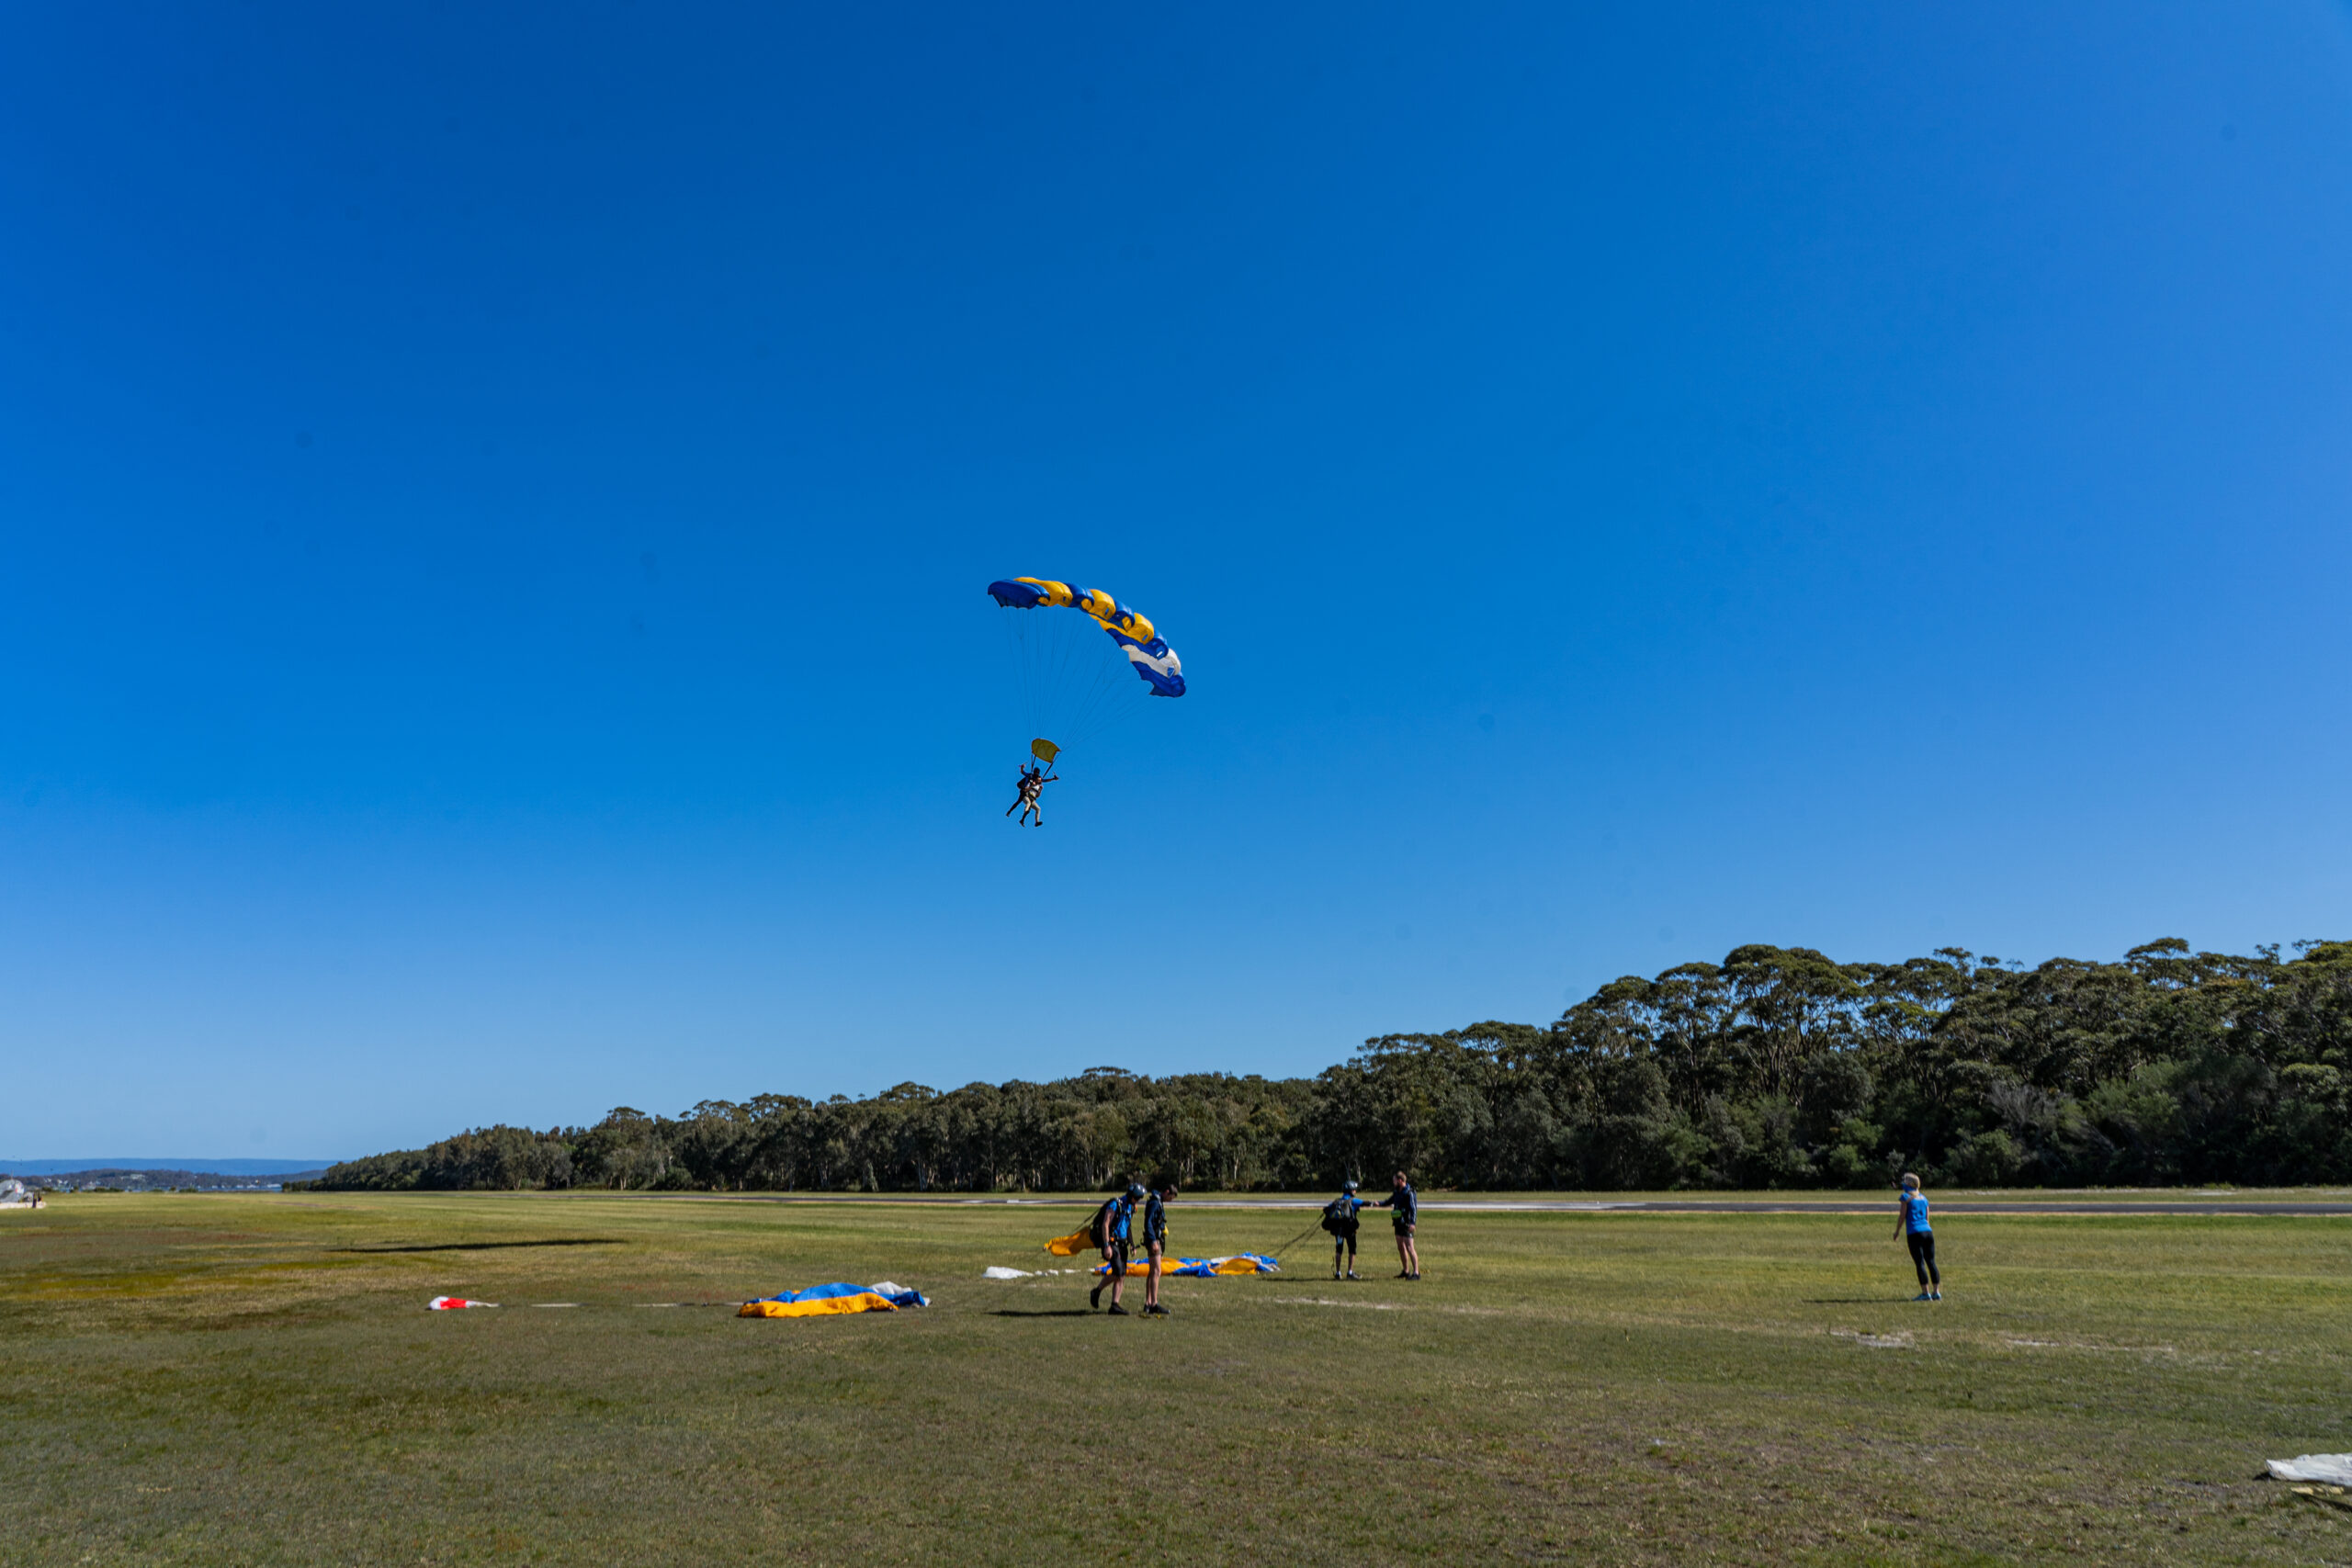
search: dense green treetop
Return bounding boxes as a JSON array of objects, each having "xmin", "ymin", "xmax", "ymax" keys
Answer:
[{"xmin": 303, "ymin": 939, "xmax": 2352, "ymax": 1193}]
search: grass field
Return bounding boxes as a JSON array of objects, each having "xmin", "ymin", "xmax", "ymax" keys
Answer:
[{"xmin": 3, "ymin": 1191, "xmax": 2347, "ymax": 1565}]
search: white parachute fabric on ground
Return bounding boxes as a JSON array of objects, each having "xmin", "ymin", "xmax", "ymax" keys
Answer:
[
  {"xmin": 2269, "ymin": 1455, "xmax": 2352, "ymax": 1484},
  {"xmin": 983, "ymin": 1266, "xmax": 1032, "ymax": 1279}
]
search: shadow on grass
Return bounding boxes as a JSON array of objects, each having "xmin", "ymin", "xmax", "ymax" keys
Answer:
[
  {"xmin": 1802, "ymin": 1296, "xmax": 1917, "ymax": 1304},
  {"xmin": 989, "ymin": 1309, "xmax": 1094, "ymax": 1317},
  {"xmin": 336, "ymin": 1239, "xmax": 629, "ymax": 1254}
]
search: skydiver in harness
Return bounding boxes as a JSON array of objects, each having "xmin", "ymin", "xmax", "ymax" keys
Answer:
[
  {"xmin": 1321, "ymin": 1179, "xmax": 1365, "ymax": 1280},
  {"xmin": 1006, "ymin": 760, "xmax": 1057, "ymax": 826}
]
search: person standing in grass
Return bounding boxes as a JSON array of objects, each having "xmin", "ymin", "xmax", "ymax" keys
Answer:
[
  {"xmin": 1373, "ymin": 1170, "xmax": 1420, "ymax": 1280},
  {"xmin": 1322, "ymin": 1179, "xmax": 1365, "ymax": 1280},
  {"xmin": 1895, "ymin": 1173, "xmax": 1940, "ymax": 1301},
  {"xmin": 1139, "ymin": 1174, "xmax": 1177, "ymax": 1318},
  {"xmin": 1089, "ymin": 1182, "xmax": 1143, "ymax": 1315}
]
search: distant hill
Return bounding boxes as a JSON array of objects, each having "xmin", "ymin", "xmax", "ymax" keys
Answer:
[
  {"xmin": 2, "ymin": 1167, "xmax": 330, "ymax": 1189},
  {"xmin": 0, "ymin": 1157, "xmax": 341, "ymax": 1177}
]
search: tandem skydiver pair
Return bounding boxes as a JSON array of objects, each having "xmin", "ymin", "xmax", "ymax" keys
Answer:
[{"xmin": 989, "ymin": 577, "xmax": 1183, "ymax": 826}]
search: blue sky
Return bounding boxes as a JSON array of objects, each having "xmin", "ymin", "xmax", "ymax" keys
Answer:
[{"xmin": 4, "ymin": 2, "xmax": 2348, "ymax": 1158}]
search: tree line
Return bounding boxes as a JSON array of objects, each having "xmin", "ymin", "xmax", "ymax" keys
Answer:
[{"xmin": 300, "ymin": 937, "xmax": 2352, "ymax": 1193}]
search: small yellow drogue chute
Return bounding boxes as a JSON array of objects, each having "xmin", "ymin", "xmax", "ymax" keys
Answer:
[{"xmin": 1030, "ymin": 739, "xmax": 1060, "ymax": 768}]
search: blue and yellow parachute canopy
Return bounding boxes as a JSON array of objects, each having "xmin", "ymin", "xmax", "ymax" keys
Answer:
[
  {"xmin": 738, "ymin": 1281, "xmax": 928, "ymax": 1318},
  {"xmin": 1093, "ymin": 1253, "xmax": 1281, "ymax": 1278},
  {"xmin": 987, "ymin": 578, "xmax": 1185, "ymax": 698}
]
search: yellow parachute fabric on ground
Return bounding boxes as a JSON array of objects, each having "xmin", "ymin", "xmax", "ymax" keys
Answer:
[
  {"xmin": 1097, "ymin": 1254, "xmax": 1278, "ymax": 1278},
  {"xmin": 737, "ymin": 1290, "xmax": 899, "ymax": 1318},
  {"xmin": 1044, "ymin": 1225, "xmax": 1094, "ymax": 1257}
]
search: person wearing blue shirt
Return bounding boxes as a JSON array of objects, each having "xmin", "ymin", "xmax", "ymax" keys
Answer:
[
  {"xmin": 1139, "ymin": 1175, "xmax": 1177, "ymax": 1318},
  {"xmin": 1089, "ymin": 1183, "xmax": 1142, "ymax": 1314},
  {"xmin": 1373, "ymin": 1170, "xmax": 1421, "ymax": 1280},
  {"xmin": 1894, "ymin": 1173, "xmax": 1940, "ymax": 1301},
  {"xmin": 1322, "ymin": 1179, "xmax": 1365, "ymax": 1280}
]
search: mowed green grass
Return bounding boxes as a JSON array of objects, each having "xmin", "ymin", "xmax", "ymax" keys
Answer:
[{"xmin": 2, "ymin": 1194, "xmax": 2346, "ymax": 1566}]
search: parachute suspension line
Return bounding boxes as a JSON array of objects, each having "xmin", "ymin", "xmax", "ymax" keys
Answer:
[
  {"xmin": 988, "ymin": 576, "xmax": 1182, "ymax": 766},
  {"xmin": 999, "ymin": 601, "xmax": 1148, "ymax": 757},
  {"xmin": 1257, "ymin": 1217, "xmax": 1326, "ymax": 1260}
]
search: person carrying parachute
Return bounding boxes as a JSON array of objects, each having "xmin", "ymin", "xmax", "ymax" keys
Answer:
[
  {"xmin": 1087, "ymin": 1183, "xmax": 1143, "ymax": 1315},
  {"xmin": 988, "ymin": 580, "xmax": 1183, "ymax": 814},
  {"xmin": 1321, "ymin": 1179, "xmax": 1366, "ymax": 1280}
]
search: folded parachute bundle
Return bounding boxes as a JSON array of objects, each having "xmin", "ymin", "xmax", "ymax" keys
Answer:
[
  {"xmin": 1093, "ymin": 1254, "xmax": 1281, "ymax": 1279},
  {"xmin": 738, "ymin": 1281, "xmax": 929, "ymax": 1319},
  {"xmin": 2270, "ymin": 1455, "xmax": 2352, "ymax": 1485}
]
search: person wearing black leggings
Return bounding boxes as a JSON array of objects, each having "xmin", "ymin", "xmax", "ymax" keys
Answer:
[{"xmin": 1894, "ymin": 1172, "xmax": 1940, "ymax": 1301}]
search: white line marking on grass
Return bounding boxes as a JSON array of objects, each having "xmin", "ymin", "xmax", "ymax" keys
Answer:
[{"xmin": 1272, "ymin": 1297, "xmax": 1408, "ymax": 1310}]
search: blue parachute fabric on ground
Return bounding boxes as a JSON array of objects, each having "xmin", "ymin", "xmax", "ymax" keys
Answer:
[
  {"xmin": 750, "ymin": 1281, "xmax": 929, "ymax": 1307},
  {"xmin": 1093, "ymin": 1253, "xmax": 1281, "ymax": 1278}
]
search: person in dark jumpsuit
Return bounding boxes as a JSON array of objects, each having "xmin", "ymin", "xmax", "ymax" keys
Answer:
[
  {"xmin": 1140, "ymin": 1175, "xmax": 1177, "ymax": 1317},
  {"xmin": 1373, "ymin": 1170, "xmax": 1420, "ymax": 1280}
]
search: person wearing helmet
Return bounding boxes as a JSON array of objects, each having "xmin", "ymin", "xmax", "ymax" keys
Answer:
[
  {"xmin": 1139, "ymin": 1175, "xmax": 1177, "ymax": 1317},
  {"xmin": 1321, "ymin": 1179, "xmax": 1365, "ymax": 1280},
  {"xmin": 1088, "ymin": 1181, "xmax": 1142, "ymax": 1314}
]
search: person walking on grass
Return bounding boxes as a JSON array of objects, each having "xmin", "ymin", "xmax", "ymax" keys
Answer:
[
  {"xmin": 1322, "ymin": 1179, "xmax": 1365, "ymax": 1280},
  {"xmin": 1895, "ymin": 1172, "xmax": 1940, "ymax": 1301},
  {"xmin": 1373, "ymin": 1170, "xmax": 1420, "ymax": 1280},
  {"xmin": 1139, "ymin": 1174, "xmax": 1177, "ymax": 1318},
  {"xmin": 1089, "ymin": 1182, "xmax": 1144, "ymax": 1315}
]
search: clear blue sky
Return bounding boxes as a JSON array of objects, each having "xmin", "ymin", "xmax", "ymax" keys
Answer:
[{"xmin": 4, "ymin": 3, "xmax": 2348, "ymax": 1159}]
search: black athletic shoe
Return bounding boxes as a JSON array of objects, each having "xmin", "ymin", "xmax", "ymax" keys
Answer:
[
  {"xmin": 1089, "ymin": 1283, "xmax": 1102, "ymax": 1309},
  {"xmin": 1344, "ymin": 1270, "xmax": 1362, "ymax": 1280},
  {"xmin": 1107, "ymin": 1303, "xmax": 1130, "ymax": 1315},
  {"xmin": 1395, "ymin": 1271, "xmax": 1411, "ymax": 1279}
]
